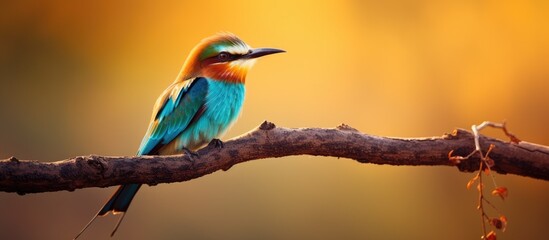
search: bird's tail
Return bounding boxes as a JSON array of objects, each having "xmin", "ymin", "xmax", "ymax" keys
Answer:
[{"xmin": 74, "ymin": 183, "xmax": 142, "ymax": 239}]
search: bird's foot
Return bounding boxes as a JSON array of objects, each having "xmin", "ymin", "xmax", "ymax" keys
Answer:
[
  {"xmin": 208, "ymin": 138, "xmax": 224, "ymax": 149},
  {"xmin": 182, "ymin": 147, "xmax": 199, "ymax": 162}
]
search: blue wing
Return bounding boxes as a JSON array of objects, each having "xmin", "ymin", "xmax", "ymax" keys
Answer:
[
  {"xmin": 74, "ymin": 77, "xmax": 210, "ymax": 239},
  {"xmin": 137, "ymin": 77, "xmax": 209, "ymax": 155}
]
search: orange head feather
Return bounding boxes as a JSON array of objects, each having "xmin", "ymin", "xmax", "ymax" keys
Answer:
[{"xmin": 177, "ymin": 33, "xmax": 284, "ymax": 83}]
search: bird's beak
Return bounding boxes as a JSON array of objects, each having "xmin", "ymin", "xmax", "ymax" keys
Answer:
[{"xmin": 243, "ymin": 48, "xmax": 285, "ymax": 59}]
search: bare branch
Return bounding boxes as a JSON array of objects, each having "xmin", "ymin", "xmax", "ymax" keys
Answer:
[{"xmin": 1, "ymin": 121, "xmax": 548, "ymax": 194}]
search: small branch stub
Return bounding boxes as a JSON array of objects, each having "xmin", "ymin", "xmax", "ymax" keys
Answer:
[
  {"xmin": 336, "ymin": 123, "xmax": 359, "ymax": 132},
  {"xmin": 259, "ymin": 121, "xmax": 276, "ymax": 130}
]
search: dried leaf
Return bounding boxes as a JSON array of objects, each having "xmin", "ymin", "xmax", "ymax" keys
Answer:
[
  {"xmin": 467, "ymin": 174, "xmax": 479, "ymax": 189},
  {"xmin": 485, "ymin": 231, "xmax": 497, "ymax": 240},
  {"xmin": 477, "ymin": 183, "xmax": 484, "ymax": 192},
  {"xmin": 484, "ymin": 157, "xmax": 495, "ymax": 168},
  {"xmin": 490, "ymin": 218, "xmax": 503, "ymax": 229},
  {"xmin": 499, "ymin": 215, "xmax": 508, "ymax": 232},
  {"xmin": 484, "ymin": 166, "xmax": 491, "ymax": 175},
  {"xmin": 480, "ymin": 144, "xmax": 495, "ymax": 174},
  {"xmin": 491, "ymin": 187, "xmax": 508, "ymax": 200}
]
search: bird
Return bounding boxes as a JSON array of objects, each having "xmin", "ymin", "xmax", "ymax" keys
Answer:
[{"xmin": 73, "ymin": 32, "xmax": 284, "ymax": 239}]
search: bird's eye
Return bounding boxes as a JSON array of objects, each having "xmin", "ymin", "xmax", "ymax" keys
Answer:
[{"xmin": 217, "ymin": 52, "xmax": 230, "ymax": 61}]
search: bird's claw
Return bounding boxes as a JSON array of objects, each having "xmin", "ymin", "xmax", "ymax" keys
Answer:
[
  {"xmin": 182, "ymin": 147, "xmax": 199, "ymax": 162},
  {"xmin": 209, "ymin": 138, "xmax": 224, "ymax": 149}
]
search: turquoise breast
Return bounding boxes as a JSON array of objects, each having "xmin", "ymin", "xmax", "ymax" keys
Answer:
[{"xmin": 175, "ymin": 80, "xmax": 245, "ymax": 150}]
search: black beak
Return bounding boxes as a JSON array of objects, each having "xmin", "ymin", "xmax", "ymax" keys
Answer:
[{"xmin": 243, "ymin": 48, "xmax": 285, "ymax": 59}]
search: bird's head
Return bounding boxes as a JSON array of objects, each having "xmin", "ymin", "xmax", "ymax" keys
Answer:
[{"xmin": 179, "ymin": 33, "xmax": 284, "ymax": 83}]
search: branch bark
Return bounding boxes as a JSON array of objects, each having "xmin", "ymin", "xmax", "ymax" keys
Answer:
[{"xmin": 1, "ymin": 121, "xmax": 548, "ymax": 194}]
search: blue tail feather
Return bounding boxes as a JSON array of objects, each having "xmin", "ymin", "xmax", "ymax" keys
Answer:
[
  {"xmin": 73, "ymin": 184, "xmax": 141, "ymax": 239},
  {"xmin": 100, "ymin": 184, "xmax": 142, "ymax": 215}
]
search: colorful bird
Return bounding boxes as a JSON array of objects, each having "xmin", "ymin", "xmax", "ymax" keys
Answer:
[{"xmin": 74, "ymin": 33, "xmax": 284, "ymax": 239}]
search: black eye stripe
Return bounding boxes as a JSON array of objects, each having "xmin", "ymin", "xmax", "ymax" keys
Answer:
[
  {"xmin": 203, "ymin": 51, "xmax": 244, "ymax": 65},
  {"xmin": 217, "ymin": 52, "xmax": 230, "ymax": 61},
  {"xmin": 216, "ymin": 52, "xmax": 241, "ymax": 62}
]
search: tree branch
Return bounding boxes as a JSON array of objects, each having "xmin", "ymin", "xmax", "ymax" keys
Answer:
[{"xmin": 1, "ymin": 121, "xmax": 548, "ymax": 194}]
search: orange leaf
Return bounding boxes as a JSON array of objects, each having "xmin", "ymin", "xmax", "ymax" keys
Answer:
[
  {"xmin": 499, "ymin": 215, "xmax": 508, "ymax": 232},
  {"xmin": 491, "ymin": 187, "xmax": 508, "ymax": 200},
  {"xmin": 485, "ymin": 231, "xmax": 497, "ymax": 240},
  {"xmin": 484, "ymin": 157, "xmax": 495, "ymax": 168},
  {"xmin": 484, "ymin": 166, "xmax": 491, "ymax": 175},
  {"xmin": 467, "ymin": 175, "xmax": 479, "ymax": 189},
  {"xmin": 477, "ymin": 183, "xmax": 484, "ymax": 192}
]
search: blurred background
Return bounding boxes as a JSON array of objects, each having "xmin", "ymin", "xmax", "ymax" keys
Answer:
[{"xmin": 1, "ymin": 0, "xmax": 548, "ymax": 239}]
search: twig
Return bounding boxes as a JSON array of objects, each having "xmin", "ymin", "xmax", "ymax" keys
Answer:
[{"xmin": 451, "ymin": 121, "xmax": 518, "ymax": 239}]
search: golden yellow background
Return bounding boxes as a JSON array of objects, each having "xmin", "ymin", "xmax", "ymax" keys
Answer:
[{"xmin": 1, "ymin": 1, "xmax": 548, "ymax": 239}]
